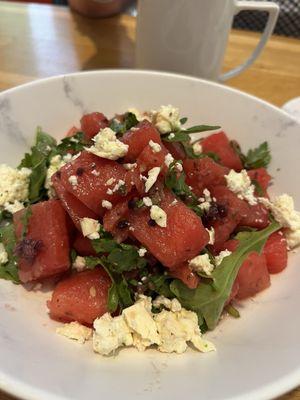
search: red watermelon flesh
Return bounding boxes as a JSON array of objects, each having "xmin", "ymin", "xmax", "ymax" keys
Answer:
[
  {"xmin": 263, "ymin": 231, "xmax": 288, "ymax": 274},
  {"xmin": 73, "ymin": 232, "xmax": 97, "ymax": 256},
  {"xmin": 80, "ymin": 112, "xmax": 109, "ymax": 140},
  {"xmin": 13, "ymin": 200, "xmax": 70, "ymax": 283},
  {"xmin": 47, "ymin": 269, "xmax": 111, "ymax": 325}
]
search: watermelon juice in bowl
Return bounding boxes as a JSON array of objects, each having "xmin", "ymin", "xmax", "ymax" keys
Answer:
[{"xmin": 0, "ymin": 70, "xmax": 300, "ymax": 400}]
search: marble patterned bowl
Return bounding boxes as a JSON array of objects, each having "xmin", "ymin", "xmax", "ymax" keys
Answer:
[{"xmin": 0, "ymin": 70, "xmax": 300, "ymax": 400}]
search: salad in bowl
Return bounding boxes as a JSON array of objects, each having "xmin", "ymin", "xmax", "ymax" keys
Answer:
[{"xmin": 0, "ymin": 105, "xmax": 298, "ymax": 357}]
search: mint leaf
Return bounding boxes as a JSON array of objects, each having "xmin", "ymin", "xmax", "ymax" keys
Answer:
[
  {"xmin": 180, "ymin": 117, "xmax": 188, "ymax": 125},
  {"xmin": 53, "ymin": 131, "xmax": 86, "ymax": 156},
  {"xmin": 109, "ymin": 112, "xmax": 139, "ymax": 136},
  {"xmin": 19, "ymin": 127, "xmax": 57, "ymax": 203},
  {"xmin": 181, "ymin": 125, "xmax": 220, "ymax": 134},
  {"xmin": 163, "ymin": 132, "xmax": 190, "ymax": 143},
  {"xmin": 0, "ymin": 223, "xmax": 20, "ymax": 283},
  {"xmin": 165, "ymin": 161, "xmax": 197, "ymax": 202},
  {"xmin": 244, "ymin": 142, "xmax": 271, "ymax": 169},
  {"xmin": 170, "ymin": 221, "xmax": 280, "ymax": 330},
  {"xmin": 107, "ymin": 283, "xmax": 119, "ymax": 313}
]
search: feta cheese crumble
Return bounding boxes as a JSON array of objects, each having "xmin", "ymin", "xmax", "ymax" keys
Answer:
[
  {"xmin": 0, "ymin": 243, "xmax": 8, "ymax": 265},
  {"xmin": 260, "ymin": 194, "xmax": 300, "ymax": 249},
  {"xmin": 153, "ymin": 296, "xmax": 182, "ymax": 312},
  {"xmin": 189, "ymin": 254, "xmax": 214, "ymax": 276},
  {"xmin": 225, "ymin": 169, "xmax": 257, "ymax": 205},
  {"xmin": 123, "ymin": 163, "xmax": 137, "ymax": 171},
  {"xmin": 206, "ymin": 227, "xmax": 215, "ymax": 245},
  {"xmin": 152, "ymin": 105, "xmax": 181, "ymax": 134},
  {"xmin": 72, "ymin": 256, "xmax": 87, "ymax": 272},
  {"xmin": 215, "ymin": 250, "xmax": 232, "ymax": 266},
  {"xmin": 164, "ymin": 153, "xmax": 175, "ymax": 168},
  {"xmin": 150, "ymin": 205, "xmax": 167, "ymax": 227},
  {"xmin": 149, "ymin": 140, "xmax": 161, "ymax": 153},
  {"xmin": 105, "ymin": 177, "xmax": 116, "ymax": 186},
  {"xmin": 56, "ymin": 322, "xmax": 92, "ymax": 344},
  {"xmin": 92, "ymin": 295, "xmax": 215, "ymax": 356},
  {"xmin": 102, "ymin": 200, "xmax": 113, "ymax": 210},
  {"xmin": 0, "ymin": 164, "xmax": 31, "ymax": 206},
  {"xmin": 145, "ymin": 167, "xmax": 161, "ymax": 193},
  {"xmin": 68, "ymin": 175, "xmax": 78, "ymax": 187},
  {"xmin": 142, "ymin": 197, "xmax": 153, "ymax": 207},
  {"xmin": 4, "ymin": 200, "xmax": 24, "ymax": 214},
  {"xmin": 138, "ymin": 248, "xmax": 147, "ymax": 257},
  {"xmin": 192, "ymin": 142, "xmax": 203, "ymax": 155},
  {"xmin": 80, "ymin": 217, "xmax": 100, "ymax": 240},
  {"xmin": 199, "ymin": 188, "xmax": 212, "ymax": 212},
  {"xmin": 86, "ymin": 127, "xmax": 128, "ymax": 160}
]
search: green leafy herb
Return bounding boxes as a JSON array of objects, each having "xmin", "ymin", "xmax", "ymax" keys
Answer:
[
  {"xmin": 0, "ymin": 210, "xmax": 13, "ymax": 224},
  {"xmin": 148, "ymin": 273, "xmax": 174, "ymax": 298},
  {"xmin": 165, "ymin": 161, "xmax": 196, "ymax": 200},
  {"xmin": 53, "ymin": 131, "xmax": 86, "ymax": 156},
  {"xmin": 252, "ymin": 179, "xmax": 264, "ymax": 196},
  {"xmin": 109, "ymin": 112, "xmax": 139, "ymax": 136},
  {"xmin": 19, "ymin": 128, "xmax": 57, "ymax": 203},
  {"xmin": 244, "ymin": 142, "xmax": 271, "ymax": 169},
  {"xmin": 20, "ymin": 206, "xmax": 32, "ymax": 239},
  {"xmin": 170, "ymin": 221, "xmax": 280, "ymax": 330},
  {"xmin": 181, "ymin": 142, "xmax": 220, "ymax": 161},
  {"xmin": 163, "ymin": 132, "xmax": 190, "ymax": 143},
  {"xmin": 225, "ymin": 304, "xmax": 240, "ymax": 319},
  {"xmin": 0, "ymin": 223, "xmax": 20, "ymax": 283},
  {"xmin": 180, "ymin": 125, "xmax": 220, "ymax": 134},
  {"xmin": 180, "ymin": 117, "xmax": 188, "ymax": 125},
  {"xmin": 107, "ymin": 283, "xmax": 119, "ymax": 313}
]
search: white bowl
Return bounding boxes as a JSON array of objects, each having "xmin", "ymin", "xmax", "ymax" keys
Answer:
[{"xmin": 0, "ymin": 70, "xmax": 300, "ymax": 400}]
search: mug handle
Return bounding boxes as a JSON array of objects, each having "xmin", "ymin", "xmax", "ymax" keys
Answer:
[{"xmin": 219, "ymin": 1, "xmax": 279, "ymax": 82}]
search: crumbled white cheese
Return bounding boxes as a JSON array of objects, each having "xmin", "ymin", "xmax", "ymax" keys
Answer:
[
  {"xmin": 93, "ymin": 295, "xmax": 215, "ymax": 356},
  {"xmin": 153, "ymin": 296, "xmax": 182, "ymax": 312},
  {"xmin": 206, "ymin": 227, "xmax": 215, "ymax": 245},
  {"xmin": 112, "ymin": 179, "xmax": 125, "ymax": 193},
  {"xmin": 4, "ymin": 200, "xmax": 24, "ymax": 214},
  {"xmin": 86, "ymin": 127, "xmax": 128, "ymax": 160},
  {"xmin": 0, "ymin": 164, "xmax": 31, "ymax": 206},
  {"xmin": 0, "ymin": 243, "xmax": 8, "ymax": 265},
  {"xmin": 45, "ymin": 155, "xmax": 65, "ymax": 194},
  {"xmin": 123, "ymin": 163, "xmax": 137, "ymax": 171},
  {"xmin": 127, "ymin": 108, "xmax": 151, "ymax": 122},
  {"xmin": 199, "ymin": 188, "xmax": 212, "ymax": 212},
  {"xmin": 259, "ymin": 194, "xmax": 300, "ymax": 249},
  {"xmin": 106, "ymin": 188, "xmax": 113, "ymax": 195},
  {"xmin": 154, "ymin": 308, "xmax": 215, "ymax": 354},
  {"xmin": 152, "ymin": 105, "xmax": 181, "ymax": 134},
  {"xmin": 149, "ymin": 140, "xmax": 161, "ymax": 153},
  {"xmin": 145, "ymin": 167, "xmax": 161, "ymax": 193},
  {"xmin": 225, "ymin": 169, "xmax": 257, "ymax": 205},
  {"xmin": 91, "ymin": 170, "xmax": 100, "ymax": 176},
  {"xmin": 215, "ymin": 250, "xmax": 232, "ymax": 266},
  {"xmin": 93, "ymin": 313, "xmax": 133, "ymax": 356},
  {"xmin": 170, "ymin": 199, "xmax": 178, "ymax": 206},
  {"xmin": 193, "ymin": 142, "xmax": 203, "ymax": 155},
  {"xmin": 168, "ymin": 133, "xmax": 175, "ymax": 140},
  {"xmin": 138, "ymin": 248, "xmax": 147, "ymax": 257},
  {"xmin": 56, "ymin": 322, "xmax": 92, "ymax": 344},
  {"xmin": 189, "ymin": 254, "xmax": 214, "ymax": 276},
  {"xmin": 102, "ymin": 200, "xmax": 112, "ymax": 210},
  {"xmin": 150, "ymin": 205, "xmax": 167, "ymax": 227},
  {"xmin": 105, "ymin": 177, "xmax": 116, "ymax": 186},
  {"xmin": 72, "ymin": 256, "xmax": 87, "ymax": 272},
  {"xmin": 142, "ymin": 197, "xmax": 153, "ymax": 207},
  {"xmin": 68, "ymin": 175, "xmax": 78, "ymax": 187},
  {"xmin": 164, "ymin": 153, "xmax": 175, "ymax": 168},
  {"xmin": 80, "ymin": 217, "xmax": 100, "ymax": 240}
]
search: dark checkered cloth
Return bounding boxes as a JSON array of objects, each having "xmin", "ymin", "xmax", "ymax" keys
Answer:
[{"xmin": 233, "ymin": 0, "xmax": 300, "ymax": 38}]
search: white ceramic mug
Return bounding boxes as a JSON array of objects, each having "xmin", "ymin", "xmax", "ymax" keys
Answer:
[{"xmin": 136, "ymin": 0, "xmax": 279, "ymax": 81}]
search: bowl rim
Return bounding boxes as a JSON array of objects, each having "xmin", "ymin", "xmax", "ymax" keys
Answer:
[{"xmin": 0, "ymin": 69, "xmax": 299, "ymax": 400}]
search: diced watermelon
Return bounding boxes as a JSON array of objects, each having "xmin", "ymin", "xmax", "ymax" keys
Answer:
[
  {"xmin": 73, "ymin": 232, "xmax": 97, "ymax": 256},
  {"xmin": 47, "ymin": 269, "xmax": 110, "ymax": 325},
  {"xmin": 121, "ymin": 121, "xmax": 162, "ymax": 162},
  {"xmin": 209, "ymin": 186, "xmax": 249, "ymax": 250},
  {"xmin": 248, "ymin": 168, "xmax": 271, "ymax": 197},
  {"xmin": 13, "ymin": 200, "xmax": 70, "ymax": 283},
  {"xmin": 125, "ymin": 165, "xmax": 145, "ymax": 195},
  {"xmin": 221, "ymin": 239, "xmax": 270, "ymax": 299},
  {"xmin": 59, "ymin": 151, "xmax": 131, "ymax": 215},
  {"xmin": 80, "ymin": 112, "xmax": 109, "ymax": 140},
  {"xmin": 170, "ymin": 262, "xmax": 200, "ymax": 289},
  {"xmin": 137, "ymin": 144, "xmax": 169, "ymax": 174},
  {"xmin": 201, "ymin": 131, "xmax": 243, "ymax": 171},
  {"xmin": 128, "ymin": 189, "xmax": 209, "ymax": 268},
  {"xmin": 263, "ymin": 231, "xmax": 288, "ymax": 274},
  {"xmin": 239, "ymin": 203, "xmax": 269, "ymax": 229},
  {"xmin": 164, "ymin": 142, "xmax": 186, "ymax": 160},
  {"xmin": 103, "ymin": 197, "xmax": 132, "ymax": 242},
  {"xmin": 183, "ymin": 157, "xmax": 229, "ymax": 196},
  {"xmin": 52, "ymin": 173, "xmax": 98, "ymax": 230}
]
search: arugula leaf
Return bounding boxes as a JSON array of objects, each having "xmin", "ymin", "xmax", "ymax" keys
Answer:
[
  {"xmin": 107, "ymin": 244, "xmax": 147, "ymax": 273},
  {"xmin": 19, "ymin": 128, "xmax": 57, "ymax": 203},
  {"xmin": 225, "ymin": 304, "xmax": 240, "ymax": 319},
  {"xmin": 180, "ymin": 117, "xmax": 188, "ymax": 125},
  {"xmin": 148, "ymin": 273, "xmax": 174, "ymax": 298},
  {"xmin": 180, "ymin": 125, "xmax": 220, "ymax": 134},
  {"xmin": 53, "ymin": 131, "xmax": 86, "ymax": 156},
  {"xmin": 170, "ymin": 221, "xmax": 280, "ymax": 330},
  {"xmin": 0, "ymin": 224, "xmax": 20, "ymax": 283},
  {"xmin": 109, "ymin": 112, "xmax": 139, "ymax": 136},
  {"xmin": 244, "ymin": 142, "xmax": 271, "ymax": 169},
  {"xmin": 20, "ymin": 206, "xmax": 32, "ymax": 239}
]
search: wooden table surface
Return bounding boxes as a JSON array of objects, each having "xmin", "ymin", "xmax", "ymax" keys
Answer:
[{"xmin": 0, "ymin": 1, "xmax": 299, "ymax": 400}]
